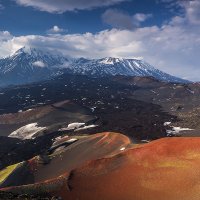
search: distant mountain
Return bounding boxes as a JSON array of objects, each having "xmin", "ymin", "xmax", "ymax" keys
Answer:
[
  {"xmin": 0, "ymin": 47, "xmax": 189, "ymax": 86},
  {"xmin": 69, "ymin": 57, "xmax": 187, "ymax": 83},
  {"xmin": 0, "ymin": 47, "xmax": 69, "ymax": 86}
]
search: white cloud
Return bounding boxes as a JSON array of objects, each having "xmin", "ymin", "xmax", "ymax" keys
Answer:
[
  {"xmin": 159, "ymin": 0, "xmax": 200, "ymax": 25},
  {"xmin": 1, "ymin": 24, "xmax": 199, "ymax": 81},
  {"xmin": 0, "ymin": 31, "xmax": 14, "ymax": 57},
  {"xmin": 47, "ymin": 25, "xmax": 66, "ymax": 34},
  {"xmin": 0, "ymin": 0, "xmax": 200, "ymax": 81},
  {"xmin": 184, "ymin": 0, "xmax": 200, "ymax": 25},
  {"xmin": 0, "ymin": 31, "xmax": 12, "ymax": 41},
  {"xmin": 133, "ymin": 13, "xmax": 152, "ymax": 23},
  {"xmin": 14, "ymin": 0, "xmax": 128, "ymax": 13},
  {"xmin": 102, "ymin": 9, "xmax": 152, "ymax": 29},
  {"xmin": 32, "ymin": 61, "xmax": 46, "ymax": 67}
]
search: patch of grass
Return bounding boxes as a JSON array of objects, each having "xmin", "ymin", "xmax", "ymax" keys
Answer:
[{"xmin": 0, "ymin": 162, "xmax": 22, "ymax": 184}]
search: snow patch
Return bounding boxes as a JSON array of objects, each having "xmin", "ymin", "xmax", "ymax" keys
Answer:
[
  {"xmin": 75, "ymin": 124, "xmax": 98, "ymax": 132},
  {"xmin": 59, "ymin": 122, "xmax": 85, "ymax": 131},
  {"xmin": 133, "ymin": 61, "xmax": 140, "ymax": 68},
  {"xmin": 99, "ymin": 58, "xmax": 114, "ymax": 65},
  {"xmin": 141, "ymin": 140, "xmax": 150, "ymax": 143},
  {"xmin": 67, "ymin": 138, "xmax": 78, "ymax": 143},
  {"xmin": 9, "ymin": 123, "xmax": 46, "ymax": 140},
  {"xmin": 52, "ymin": 136, "xmax": 78, "ymax": 147},
  {"xmin": 120, "ymin": 147, "xmax": 126, "ymax": 151},
  {"xmin": 54, "ymin": 136, "xmax": 64, "ymax": 142},
  {"xmin": 164, "ymin": 122, "xmax": 171, "ymax": 126},
  {"xmin": 166, "ymin": 126, "xmax": 194, "ymax": 136},
  {"xmin": 59, "ymin": 122, "xmax": 98, "ymax": 132},
  {"xmin": 33, "ymin": 61, "xmax": 46, "ymax": 68},
  {"xmin": 186, "ymin": 88, "xmax": 195, "ymax": 94}
]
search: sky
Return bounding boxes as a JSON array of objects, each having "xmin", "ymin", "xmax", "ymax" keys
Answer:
[{"xmin": 0, "ymin": 0, "xmax": 200, "ymax": 81}]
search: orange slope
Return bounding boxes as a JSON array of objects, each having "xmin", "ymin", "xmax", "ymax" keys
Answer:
[
  {"xmin": 55, "ymin": 137, "xmax": 200, "ymax": 200},
  {"xmin": 3, "ymin": 135, "xmax": 200, "ymax": 200}
]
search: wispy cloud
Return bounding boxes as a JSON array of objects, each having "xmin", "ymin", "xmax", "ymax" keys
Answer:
[
  {"xmin": 0, "ymin": 3, "xmax": 4, "ymax": 11},
  {"xmin": 158, "ymin": 0, "xmax": 200, "ymax": 24},
  {"xmin": 14, "ymin": 0, "xmax": 129, "ymax": 13},
  {"xmin": 184, "ymin": 0, "xmax": 200, "ymax": 25}
]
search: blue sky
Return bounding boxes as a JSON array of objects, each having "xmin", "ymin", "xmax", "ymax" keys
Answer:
[
  {"xmin": 0, "ymin": 0, "xmax": 175, "ymax": 35},
  {"xmin": 0, "ymin": 0, "xmax": 200, "ymax": 81}
]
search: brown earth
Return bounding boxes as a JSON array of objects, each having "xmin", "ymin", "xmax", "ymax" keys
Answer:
[{"xmin": 2, "ymin": 133, "xmax": 200, "ymax": 200}]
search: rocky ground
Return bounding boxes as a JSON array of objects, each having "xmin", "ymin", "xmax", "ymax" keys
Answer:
[
  {"xmin": 1, "ymin": 133, "xmax": 200, "ymax": 200},
  {"xmin": 0, "ymin": 191, "xmax": 61, "ymax": 199},
  {"xmin": 0, "ymin": 74, "xmax": 200, "ymax": 199},
  {"xmin": 0, "ymin": 75, "xmax": 177, "ymax": 139}
]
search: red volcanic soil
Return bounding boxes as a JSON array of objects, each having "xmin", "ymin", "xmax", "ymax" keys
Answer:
[
  {"xmin": 2, "ymin": 135, "xmax": 200, "ymax": 200},
  {"xmin": 58, "ymin": 137, "xmax": 200, "ymax": 200}
]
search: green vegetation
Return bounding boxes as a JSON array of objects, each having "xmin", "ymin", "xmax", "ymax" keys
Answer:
[{"xmin": 0, "ymin": 162, "xmax": 22, "ymax": 184}]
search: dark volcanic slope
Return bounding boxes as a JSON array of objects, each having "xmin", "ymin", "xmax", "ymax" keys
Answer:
[
  {"xmin": 0, "ymin": 100, "xmax": 93, "ymax": 136},
  {"xmin": 114, "ymin": 76, "xmax": 200, "ymax": 135},
  {"xmin": 1, "ymin": 75, "xmax": 199, "ymax": 173},
  {"xmin": 0, "ymin": 75, "xmax": 175, "ymax": 141},
  {"xmin": 0, "ymin": 99, "xmax": 94, "ymax": 169}
]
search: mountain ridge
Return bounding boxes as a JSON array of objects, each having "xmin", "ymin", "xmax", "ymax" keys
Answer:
[{"xmin": 0, "ymin": 47, "xmax": 189, "ymax": 86}]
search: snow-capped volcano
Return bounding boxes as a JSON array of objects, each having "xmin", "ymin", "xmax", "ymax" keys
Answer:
[
  {"xmin": 0, "ymin": 47, "xmax": 69, "ymax": 86},
  {"xmin": 69, "ymin": 57, "xmax": 186, "ymax": 83},
  {"xmin": 0, "ymin": 47, "xmax": 188, "ymax": 86}
]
